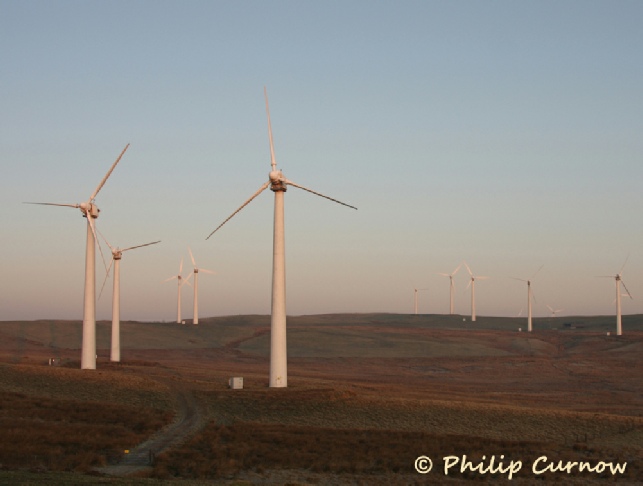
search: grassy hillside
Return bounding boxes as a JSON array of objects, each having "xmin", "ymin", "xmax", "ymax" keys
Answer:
[{"xmin": 0, "ymin": 314, "xmax": 641, "ymax": 484}]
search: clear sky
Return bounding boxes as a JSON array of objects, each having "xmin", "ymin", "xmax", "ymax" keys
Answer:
[{"xmin": 2, "ymin": 1, "xmax": 642, "ymax": 322}]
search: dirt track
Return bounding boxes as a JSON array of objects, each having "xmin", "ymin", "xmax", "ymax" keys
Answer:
[{"xmin": 96, "ymin": 373, "xmax": 205, "ymax": 477}]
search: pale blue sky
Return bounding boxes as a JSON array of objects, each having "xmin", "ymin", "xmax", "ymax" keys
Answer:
[{"xmin": 2, "ymin": 1, "xmax": 642, "ymax": 321}]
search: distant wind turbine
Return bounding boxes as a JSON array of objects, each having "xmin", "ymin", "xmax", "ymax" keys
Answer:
[
  {"xmin": 413, "ymin": 288, "xmax": 427, "ymax": 315},
  {"xmin": 438, "ymin": 263, "xmax": 462, "ymax": 315},
  {"xmin": 597, "ymin": 257, "xmax": 633, "ymax": 336},
  {"xmin": 100, "ymin": 237, "xmax": 160, "ymax": 362},
  {"xmin": 25, "ymin": 144, "xmax": 130, "ymax": 369},
  {"xmin": 188, "ymin": 247, "xmax": 215, "ymax": 325},
  {"xmin": 163, "ymin": 258, "xmax": 192, "ymax": 324},
  {"xmin": 546, "ymin": 304, "xmax": 564, "ymax": 318},
  {"xmin": 206, "ymin": 88, "xmax": 357, "ymax": 388},
  {"xmin": 463, "ymin": 262, "xmax": 489, "ymax": 322},
  {"xmin": 511, "ymin": 265, "xmax": 543, "ymax": 332}
]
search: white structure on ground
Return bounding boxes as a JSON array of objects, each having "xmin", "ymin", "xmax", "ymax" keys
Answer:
[
  {"xmin": 438, "ymin": 263, "xmax": 462, "ymax": 315},
  {"xmin": 187, "ymin": 247, "xmax": 215, "ymax": 325},
  {"xmin": 206, "ymin": 88, "xmax": 357, "ymax": 388},
  {"xmin": 463, "ymin": 261, "xmax": 489, "ymax": 322},
  {"xmin": 101, "ymin": 238, "xmax": 160, "ymax": 361},
  {"xmin": 511, "ymin": 265, "xmax": 543, "ymax": 332},
  {"xmin": 26, "ymin": 144, "xmax": 130, "ymax": 369}
]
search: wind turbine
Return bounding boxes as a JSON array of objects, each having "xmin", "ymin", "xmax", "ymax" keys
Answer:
[
  {"xmin": 597, "ymin": 257, "xmax": 633, "ymax": 336},
  {"xmin": 511, "ymin": 265, "xmax": 543, "ymax": 332},
  {"xmin": 438, "ymin": 263, "xmax": 462, "ymax": 315},
  {"xmin": 100, "ymin": 236, "xmax": 160, "ymax": 362},
  {"xmin": 25, "ymin": 144, "xmax": 130, "ymax": 369},
  {"xmin": 463, "ymin": 262, "xmax": 489, "ymax": 322},
  {"xmin": 413, "ymin": 288, "xmax": 427, "ymax": 315},
  {"xmin": 546, "ymin": 304, "xmax": 564, "ymax": 318},
  {"xmin": 163, "ymin": 258, "xmax": 192, "ymax": 324},
  {"xmin": 187, "ymin": 247, "xmax": 215, "ymax": 325},
  {"xmin": 206, "ymin": 88, "xmax": 357, "ymax": 388}
]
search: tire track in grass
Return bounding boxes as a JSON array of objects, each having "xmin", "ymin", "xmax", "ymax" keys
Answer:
[{"xmin": 96, "ymin": 374, "xmax": 205, "ymax": 477}]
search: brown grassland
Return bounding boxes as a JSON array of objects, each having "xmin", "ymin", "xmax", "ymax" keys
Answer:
[{"xmin": 0, "ymin": 313, "xmax": 641, "ymax": 484}]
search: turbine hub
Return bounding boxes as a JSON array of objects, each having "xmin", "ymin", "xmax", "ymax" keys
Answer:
[
  {"xmin": 80, "ymin": 202, "xmax": 100, "ymax": 218},
  {"xmin": 269, "ymin": 170, "xmax": 287, "ymax": 192}
]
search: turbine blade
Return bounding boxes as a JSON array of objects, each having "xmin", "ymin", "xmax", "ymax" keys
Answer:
[
  {"xmin": 452, "ymin": 262, "xmax": 463, "ymax": 275},
  {"xmin": 619, "ymin": 254, "xmax": 630, "ymax": 276},
  {"xmin": 90, "ymin": 143, "xmax": 130, "ymax": 200},
  {"xmin": 24, "ymin": 202, "xmax": 80, "ymax": 208},
  {"xmin": 510, "ymin": 277, "xmax": 528, "ymax": 282},
  {"xmin": 200, "ymin": 268, "xmax": 216, "ymax": 274},
  {"xmin": 285, "ymin": 179, "xmax": 358, "ymax": 210},
  {"xmin": 188, "ymin": 246, "xmax": 196, "ymax": 267},
  {"xmin": 463, "ymin": 261, "xmax": 473, "ymax": 276},
  {"xmin": 531, "ymin": 264, "xmax": 544, "ymax": 280},
  {"xmin": 182, "ymin": 273, "xmax": 193, "ymax": 287},
  {"xmin": 206, "ymin": 181, "xmax": 271, "ymax": 240},
  {"xmin": 162, "ymin": 275, "xmax": 178, "ymax": 283},
  {"xmin": 97, "ymin": 228, "xmax": 115, "ymax": 252},
  {"xmin": 437, "ymin": 273, "xmax": 450, "ymax": 277},
  {"xmin": 179, "ymin": 257, "xmax": 183, "ymax": 274},
  {"xmin": 621, "ymin": 280, "xmax": 634, "ymax": 299},
  {"xmin": 120, "ymin": 240, "xmax": 161, "ymax": 252},
  {"xmin": 87, "ymin": 216, "xmax": 109, "ymax": 273},
  {"xmin": 264, "ymin": 87, "xmax": 277, "ymax": 171},
  {"xmin": 98, "ymin": 258, "xmax": 114, "ymax": 301}
]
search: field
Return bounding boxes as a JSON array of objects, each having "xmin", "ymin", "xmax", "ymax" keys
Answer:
[{"xmin": 0, "ymin": 313, "xmax": 641, "ymax": 484}]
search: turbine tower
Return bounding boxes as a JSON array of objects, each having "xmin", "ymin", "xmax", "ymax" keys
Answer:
[
  {"xmin": 188, "ymin": 247, "xmax": 215, "ymax": 325},
  {"xmin": 511, "ymin": 265, "xmax": 543, "ymax": 332},
  {"xmin": 463, "ymin": 262, "xmax": 489, "ymax": 322},
  {"xmin": 163, "ymin": 258, "xmax": 192, "ymax": 324},
  {"xmin": 100, "ymin": 237, "xmax": 160, "ymax": 362},
  {"xmin": 413, "ymin": 288, "xmax": 427, "ymax": 315},
  {"xmin": 26, "ymin": 144, "xmax": 130, "ymax": 369},
  {"xmin": 206, "ymin": 88, "xmax": 357, "ymax": 388},
  {"xmin": 598, "ymin": 257, "xmax": 633, "ymax": 336},
  {"xmin": 438, "ymin": 263, "xmax": 462, "ymax": 315}
]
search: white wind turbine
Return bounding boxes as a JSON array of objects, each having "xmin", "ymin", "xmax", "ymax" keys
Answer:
[
  {"xmin": 413, "ymin": 288, "xmax": 427, "ymax": 315},
  {"xmin": 206, "ymin": 88, "xmax": 357, "ymax": 388},
  {"xmin": 546, "ymin": 304, "xmax": 564, "ymax": 318},
  {"xmin": 25, "ymin": 144, "xmax": 130, "ymax": 369},
  {"xmin": 597, "ymin": 257, "xmax": 633, "ymax": 336},
  {"xmin": 437, "ymin": 263, "xmax": 462, "ymax": 315},
  {"xmin": 100, "ymin": 237, "xmax": 160, "ymax": 362},
  {"xmin": 163, "ymin": 258, "xmax": 192, "ymax": 324},
  {"xmin": 511, "ymin": 265, "xmax": 543, "ymax": 332},
  {"xmin": 463, "ymin": 262, "xmax": 489, "ymax": 322},
  {"xmin": 187, "ymin": 247, "xmax": 215, "ymax": 325}
]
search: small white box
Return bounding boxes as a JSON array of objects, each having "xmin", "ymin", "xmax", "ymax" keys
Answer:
[{"xmin": 229, "ymin": 377, "xmax": 243, "ymax": 389}]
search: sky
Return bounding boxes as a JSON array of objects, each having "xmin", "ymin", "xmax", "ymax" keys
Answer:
[{"xmin": 1, "ymin": 1, "xmax": 642, "ymax": 322}]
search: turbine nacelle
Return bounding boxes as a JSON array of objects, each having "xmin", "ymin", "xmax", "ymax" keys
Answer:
[
  {"xmin": 79, "ymin": 201, "xmax": 100, "ymax": 219},
  {"xmin": 270, "ymin": 170, "xmax": 287, "ymax": 192}
]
